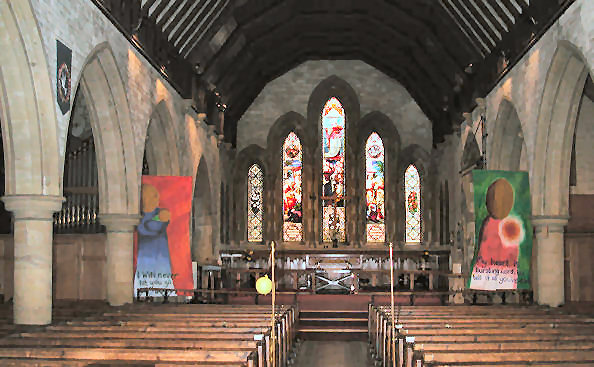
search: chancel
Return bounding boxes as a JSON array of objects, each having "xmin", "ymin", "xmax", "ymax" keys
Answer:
[{"xmin": 0, "ymin": 0, "xmax": 592, "ymax": 366}]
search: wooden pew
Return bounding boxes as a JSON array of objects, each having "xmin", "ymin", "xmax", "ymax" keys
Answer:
[
  {"xmin": 369, "ymin": 304, "xmax": 594, "ymax": 367},
  {"xmin": 0, "ymin": 304, "xmax": 298, "ymax": 367}
]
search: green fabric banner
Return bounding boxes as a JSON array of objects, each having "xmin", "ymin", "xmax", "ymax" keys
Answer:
[{"xmin": 469, "ymin": 170, "xmax": 532, "ymax": 290}]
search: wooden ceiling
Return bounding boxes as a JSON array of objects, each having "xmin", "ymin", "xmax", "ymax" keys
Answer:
[{"xmin": 95, "ymin": 0, "xmax": 574, "ymax": 146}]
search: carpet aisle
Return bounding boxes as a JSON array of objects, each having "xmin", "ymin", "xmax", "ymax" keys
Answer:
[{"xmin": 293, "ymin": 341, "xmax": 372, "ymax": 367}]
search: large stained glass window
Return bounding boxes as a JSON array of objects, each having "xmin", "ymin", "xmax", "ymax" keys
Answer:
[
  {"xmin": 405, "ymin": 164, "xmax": 421, "ymax": 243},
  {"xmin": 321, "ymin": 97, "xmax": 346, "ymax": 242},
  {"xmin": 283, "ymin": 132, "xmax": 303, "ymax": 241},
  {"xmin": 366, "ymin": 132, "xmax": 385, "ymax": 242},
  {"xmin": 247, "ymin": 164, "xmax": 263, "ymax": 242}
]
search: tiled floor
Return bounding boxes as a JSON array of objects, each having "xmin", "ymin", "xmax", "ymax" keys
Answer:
[{"xmin": 294, "ymin": 341, "xmax": 372, "ymax": 367}]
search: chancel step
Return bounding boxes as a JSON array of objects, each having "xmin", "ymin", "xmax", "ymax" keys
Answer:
[{"xmin": 298, "ymin": 309, "xmax": 368, "ymax": 341}]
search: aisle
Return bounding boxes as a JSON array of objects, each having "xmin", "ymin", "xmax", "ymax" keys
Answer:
[{"xmin": 293, "ymin": 341, "xmax": 371, "ymax": 367}]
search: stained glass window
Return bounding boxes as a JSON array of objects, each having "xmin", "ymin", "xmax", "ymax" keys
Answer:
[
  {"xmin": 321, "ymin": 97, "xmax": 346, "ymax": 242},
  {"xmin": 247, "ymin": 164, "xmax": 263, "ymax": 242},
  {"xmin": 366, "ymin": 132, "xmax": 385, "ymax": 242},
  {"xmin": 405, "ymin": 164, "xmax": 421, "ymax": 243},
  {"xmin": 283, "ymin": 132, "xmax": 303, "ymax": 241}
]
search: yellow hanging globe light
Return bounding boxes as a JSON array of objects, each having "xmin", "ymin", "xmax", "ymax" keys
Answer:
[{"xmin": 255, "ymin": 275, "xmax": 273, "ymax": 295}]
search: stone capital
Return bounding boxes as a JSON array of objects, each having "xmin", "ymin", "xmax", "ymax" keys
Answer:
[
  {"xmin": 98, "ymin": 213, "xmax": 140, "ymax": 233},
  {"xmin": 2, "ymin": 194, "xmax": 64, "ymax": 220},
  {"xmin": 531, "ymin": 215, "xmax": 569, "ymax": 229},
  {"xmin": 531, "ymin": 215, "xmax": 568, "ymax": 237}
]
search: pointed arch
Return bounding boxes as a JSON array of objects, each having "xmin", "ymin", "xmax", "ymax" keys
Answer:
[
  {"xmin": 0, "ymin": 0, "xmax": 60, "ymax": 196},
  {"xmin": 405, "ymin": 164, "xmax": 421, "ymax": 243},
  {"xmin": 247, "ymin": 163, "xmax": 264, "ymax": 242},
  {"xmin": 282, "ymin": 131, "xmax": 303, "ymax": 242},
  {"xmin": 321, "ymin": 96, "xmax": 346, "ymax": 242},
  {"xmin": 78, "ymin": 43, "xmax": 139, "ymax": 215},
  {"xmin": 308, "ymin": 76, "xmax": 360, "ymax": 244},
  {"xmin": 399, "ymin": 144, "xmax": 430, "ymax": 244},
  {"xmin": 356, "ymin": 111, "xmax": 400, "ymax": 245},
  {"xmin": 533, "ymin": 41, "xmax": 591, "ymax": 217},
  {"xmin": 232, "ymin": 144, "xmax": 267, "ymax": 243},
  {"xmin": 143, "ymin": 100, "xmax": 181, "ymax": 176},
  {"xmin": 490, "ymin": 99, "xmax": 526, "ymax": 171},
  {"xmin": 365, "ymin": 132, "xmax": 385, "ymax": 242},
  {"xmin": 192, "ymin": 157, "xmax": 215, "ymax": 262}
]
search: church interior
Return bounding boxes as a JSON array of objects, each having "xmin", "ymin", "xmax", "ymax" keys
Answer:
[{"xmin": 0, "ymin": 0, "xmax": 593, "ymax": 365}]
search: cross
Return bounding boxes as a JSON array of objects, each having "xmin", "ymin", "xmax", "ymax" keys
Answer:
[{"xmin": 320, "ymin": 191, "xmax": 347, "ymax": 240}]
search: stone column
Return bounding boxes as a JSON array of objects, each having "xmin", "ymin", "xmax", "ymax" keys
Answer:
[
  {"xmin": 532, "ymin": 216, "xmax": 568, "ymax": 307},
  {"xmin": 99, "ymin": 214, "xmax": 139, "ymax": 306},
  {"xmin": 2, "ymin": 195, "xmax": 63, "ymax": 325}
]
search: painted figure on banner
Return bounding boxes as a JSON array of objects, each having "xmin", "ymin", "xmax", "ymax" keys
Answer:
[
  {"xmin": 135, "ymin": 184, "xmax": 173, "ymax": 292},
  {"xmin": 469, "ymin": 171, "xmax": 532, "ymax": 290},
  {"xmin": 134, "ymin": 176, "xmax": 193, "ymax": 297}
]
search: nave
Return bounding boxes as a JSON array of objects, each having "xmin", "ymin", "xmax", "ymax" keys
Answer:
[{"xmin": 0, "ymin": 299, "xmax": 591, "ymax": 366}]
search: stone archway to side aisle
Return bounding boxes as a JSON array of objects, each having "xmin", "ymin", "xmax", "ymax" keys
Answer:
[
  {"xmin": 77, "ymin": 43, "xmax": 140, "ymax": 306},
  {"xmin": 531, "ymin": 41, "xmax": 591, "ymax": 307}
]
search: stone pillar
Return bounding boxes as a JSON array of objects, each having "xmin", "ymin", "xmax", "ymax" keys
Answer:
[
  {"xmin": 99, "ymin": 214, "xmax": 139, "ymax": 306},
  {"xmin": 2, "ymin": 195, "xmax": 63, "ymax": 325},
  {"xmin": 532, "ymin": 216, "xmax": 568, "ymax": 307}
]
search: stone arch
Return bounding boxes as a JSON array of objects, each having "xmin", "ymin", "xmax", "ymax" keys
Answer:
[
  {"xmin": 232, "ymin": 144, "xmax": 267, "ymax": 244},
  {"xmin": 532, "ymin": 41, "xmax": 591, "ymax": 218},
  {"xmin": 490, "ymin": 99, "xmax": 527, "ymax": 171},
  {"xmin": 0, "ymin": 1, "xmax": 61, "ymax": 196},
  {"xmin": 76, "ymin": 43, "xmax": 139, "ymax": 216},
  {"xmin": 530, "ymin": 41, "xmax": 591, "ymax": 307},
  {"xmin": 459, "ymin": 131, "xmax": 481, "ymax": 272},
  {"xmin": 192, "ymin": 157, "xmax": 215, "ymax": 263},
  {"xmin": 398, "ymin": 144, "xmax": 431, "ymax": 244},
  {"xmin": 143, "ymin": 100, "xmax": 181, "ymax": 176},
  {"xmin": 307, "ymin": 76, "xmax": 360, "ymax": 244},
  {"xmin": 355, "ymin": 111, "xmax": 401, "ymax": 245},
  {"xmin": 266, "ymin": 112, "xmax": 309, "ymax": 244}
]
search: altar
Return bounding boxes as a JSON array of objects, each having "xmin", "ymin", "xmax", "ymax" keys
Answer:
[{"xmin": 217, "ymin": 246, "xmax": 452, "ymax": 294}]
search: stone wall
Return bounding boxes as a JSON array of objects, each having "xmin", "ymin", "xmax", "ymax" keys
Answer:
[
  {"xmin": 28, "ymin": 0, "xmax": 223, "ymax": 258},
  {"xmin": 236, "ymin": 60, "xmax": 433, "ymax": 153},
  {"xmin": 445, "ymin": 0, "xmax": 593, "ymax": 304},
  {"xmin": 29, "ymin": 0, "xmax": 221, "ymax": 202}
]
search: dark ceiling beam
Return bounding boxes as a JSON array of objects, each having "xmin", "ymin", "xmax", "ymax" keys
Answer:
[
  {"xmin": 141, "ymin": 0, "xmax": 158, "ymax": 14},
  {"xmin": 201, "ymin": 1, "xmax": 295, "ymax": 82},
  {"xmin": 222, "ymin": 29, "xmax": 444, "ymax": 118},
  {"xmin": 186, "ymin": 3, "xmax": 240, "ymax": 63},
  {"xmin": 217, "ymin": 9, "xmax": 454, "ymax": 96},
  {"xmin": 458, "ymin": 0, "xmax": 500, "ymax": 44},
  {"xmin": 470, "ymin": 0, "xmax": 508, "ymax": 36},
  {"xmin": 488, "ymin": 1, "xmax": 515, "ymax": 27},
  {"xmin": 162, "ymin": 0, "xmax": 194, "ymax": 35},
  {"xmin": 455, "ymin": 0, "xmax": 575, "ymax": 123},
  {"xmin": 429, "ymin": 3, "xmax": 481, "ymax": 63},
  {"xmin": 441, "ymin": 0, "xmax": 491, "ymax": 55},
  {"xmin": 152, "ymin": 0, "xmax": 170, "ymax": 17},
  {"xmin": 221, "ymin": 41, "xmax": 445, "ymax": 145},
  {"xmin": 169, "ymin": 0, "xmax": 209, "ymax": 45},
  {"xmin": 155, "ymin": 0, "xmax": 184, "ymax": 29},
  {"xmin": 500, "ymin": 0, "xmax": 522, "ymax": 20},
  {"xmin": 389, "ymin": 0, "xmax": 477, "ymax": 61}
]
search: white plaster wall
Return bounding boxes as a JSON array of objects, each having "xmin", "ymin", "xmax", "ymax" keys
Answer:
[
  {"xmin": 236, "ymin": 60, "xmax": 433, "ymax": 152},
  {"xmin": 571, "ymin": 95, "xmax": 594, "ymax": 195}
]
